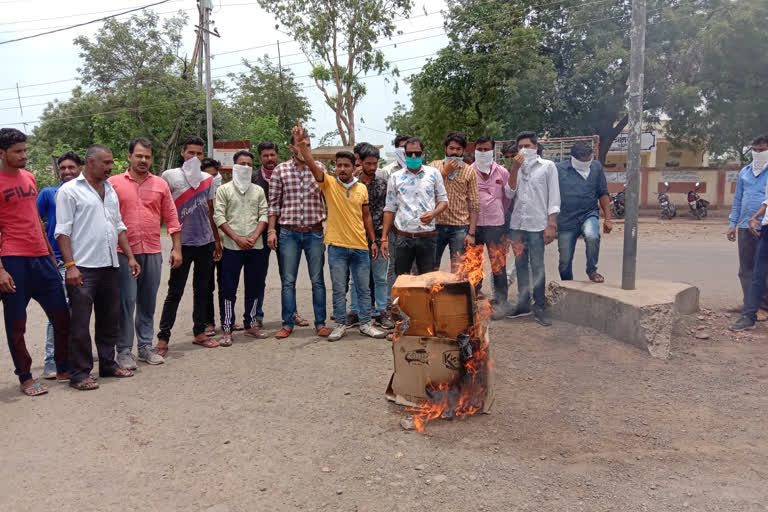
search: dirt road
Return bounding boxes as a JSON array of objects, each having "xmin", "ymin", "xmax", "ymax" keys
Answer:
[{"xmin": 1, "ymin": 220, "xmax": 765, "ymax": 512}]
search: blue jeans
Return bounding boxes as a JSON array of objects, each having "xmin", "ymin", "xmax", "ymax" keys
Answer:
[
  {"xmin": 329, "ymin": 245, "xmax": 372, "ymax": 324},
  {"xmin": 744, "ymin": 228, "xmax": 768, "ymax": 322},
  {"xmin": 117, "ymin": 253, "xmax": 162, "ymax": 353},
  {"xmin": 350, "ymin": 250, "xmax": 388, "ymax": 317},
  {"xmin": 44, "ymin": 260, "xmax": 67, "ymax": 370},
  {"xmin": 435, "ymin": 225, "xmax": 468, "ymax": 271},
  {"xmin": 557, "ymin": 216, "xmax": 601, "ymax": 280},
  {"xmin": 278, "ymin": 229, "xmax": 326, "ymax": 328},
  {"xmin": 220, "ymin": 248, "xmax": 268, "ymax": 332},
  {"xmin": 510, "ymin": 230, "xmax": 546, "ymax": 309}
]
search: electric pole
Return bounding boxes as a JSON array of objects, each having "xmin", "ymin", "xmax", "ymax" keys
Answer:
[
  {"xmin": 202, "ymin": 0, "xmax": 214, "ymax": 156},
  {"xmin": 621, "ymin": 0, "xmax": 646, "ymax": 291}
]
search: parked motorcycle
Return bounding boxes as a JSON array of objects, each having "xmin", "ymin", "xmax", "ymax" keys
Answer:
[
  {"xmin": 687, "ymin": 182, "xmax": 709, "ymax": 220},
  {"xmin": 658, "ymin": 181, "xmax": 676, "ymax": 220},
  {"xmin": 610, "ymin": 185, "xmax": 626, "ymax": 219}
]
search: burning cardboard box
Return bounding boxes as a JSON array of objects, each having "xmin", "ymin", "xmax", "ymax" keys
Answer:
[{"xmin": 385, "ymin": 270, "xmax": 495, "ymax": 431}]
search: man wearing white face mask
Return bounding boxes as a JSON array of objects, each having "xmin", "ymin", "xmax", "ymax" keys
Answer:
[
  {"xmin": 506, "ymin": 131, "xmax": 560, "ymax": 327},
  {"xmin": 429, "ymin": 131, "xmax": 479, "ymax": 271},
  {"xmin": 157, "ymin": 136, "xmax": 223, "ymax": 354},
  {"xmin": 555, "ymin": 142, "xmax": 611, "ymax": 283},
  {"xmin": 213, "ymin": 161, "xmax": 269, "ymax": 345},
  {"xmin": 728, "ymin": 135, "xmax": 768, "ymax": 330}
]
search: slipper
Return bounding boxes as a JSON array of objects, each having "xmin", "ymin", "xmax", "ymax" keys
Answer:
[
  {"xmin": 233, "ymin": 323, "xmax": 245, "ymax": 331},
  {"xmin": 192, "ymin": 338, "xmax": 220, "ymax": 348},
  {"xmin": 56, "ymin": 372, "xmax": 69, "ymax": 382},
  {"xmin": 275, "ymin": 327, "xmax": 293, "ymax": 339},
  {"xmin": 589, "ymin": 272, "xmax": 605, "ymax": 283},
  {"xmin": 20, "ymin": 381, "xmax": 48, "ymax": 397},
  {"xmin": 293, "ymin": 313, "xmax": 310, "ymax": 327},
  {"xmin": 101, "ymin": 368, "xmax": 134, "ymax": 378},
  {"xmin": 204, "ymin": 324, "xmax": 216, "ymax": 337},
  {"xmin": 315, "ymin": 325, "xmax": 331, "ymax": 337},
  {"xmin": 244, "ymin": 328, "xmax": 268, "ymax": 339},
  {"xmin": 70, "ymin": 377, "xmax": 99, "ymax": 391},
  {"xmin": 155, "ymin": 341, "xmax": 169, "ymax": 357},
  {"xmin": 757, "ymin": 309, "xmax": 768, "ymax": 322},
  {"xmin": 218, "ymin": 334, "xmax": 233, "ymax": 347}
]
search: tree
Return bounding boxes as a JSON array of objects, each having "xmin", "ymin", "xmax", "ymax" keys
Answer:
[
  {"xmin": 387, "ymin": 0, "xmax": 555, "ymax": 158},
  {"xmin": 662, "ymin": 0, "xmax": 768, "ymax": 161},
  {"xmin": 256, "ymin": 0, "xmax": 413, "ymax": 145},
  {"xmin": 226, "ymin": 56, "xmax": 312, "ymax": 152}
]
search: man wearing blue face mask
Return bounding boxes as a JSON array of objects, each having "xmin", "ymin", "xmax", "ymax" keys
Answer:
[
  {"xmin": 429, "ymin": 131, "xmax": 479, "ymax": 271},
  {"xmin": 555, "ymin": 141, "xmax": 612, "ymax": 283},
  {"xmin": 382, "ymin": 137, "xmax": 449, "ymax": 276},
  {"xmin": 379, "ymin": 134, "xmax": 409, "ymax": 311}
]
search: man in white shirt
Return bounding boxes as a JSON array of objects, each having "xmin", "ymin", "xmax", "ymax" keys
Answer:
[
  {"xmin": 506, "ymin": 131, "xmax": 560, "ymax": 327},
  {"xmin": 381, "ymin": 137, "xmax": 449, "ymax": 276},
  {"xmin": 55, "ymin": 144, "xmax": 141, "ymax": 390}
]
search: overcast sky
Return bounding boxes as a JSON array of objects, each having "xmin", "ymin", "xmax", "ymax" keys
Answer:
[{"xmin": 0, "ymin": 0, "xmax": 449, "ymax": 152}]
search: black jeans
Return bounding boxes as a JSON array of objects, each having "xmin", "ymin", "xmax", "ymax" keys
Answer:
[
  {"xmin": 67, "ymin": 267, "xmax": 120, "ymax": 383},
  {"xmin": 476, "ymin": 225, "xmax": 509, "ymax": 305},
  {"xmin": 393, "ymin": 232, "xmax": 437, "ymax": 276},
  {"xmin": 158, "ymin": 243, "xmax": 214, "ymax": 341},
  {"xmin": 738, "ymin": 228, "xmax": 768, "ymax": 309}
]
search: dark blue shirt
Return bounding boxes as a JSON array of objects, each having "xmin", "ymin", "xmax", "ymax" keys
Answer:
[
  {"xmin": 36, "ymin": 184, "xmax": 62, "ymax": 260},
  {"xmin": 555, "ymin": 160, "xmax": 609, "ymax": 232}
]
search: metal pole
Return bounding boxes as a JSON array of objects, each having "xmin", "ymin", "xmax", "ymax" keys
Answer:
[
  {"xmin": 621, "ymin": 0, "xmax": 646, "ymax": 290},
  {"xmin": 202, "ymin": 0, "xmax": 214, "ymax": 156}
]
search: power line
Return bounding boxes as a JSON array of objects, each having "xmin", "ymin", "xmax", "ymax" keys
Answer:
[
  {"xmin": 0, "ymin": 0, "xmax": 173, "ymax": 45},
  {"xmin": 0, "ymin": 1, "xmax": 184, "ymax": 26}
]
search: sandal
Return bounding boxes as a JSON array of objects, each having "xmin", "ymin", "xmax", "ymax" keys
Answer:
[
  {"xmin": 219, "ymin": 334, "xmax": 233, "ymax": 347},
  {"xmin": 204, "ymin": 324, "xmax": 216, "ymax": 337},
  {"xmin": 192, "ymin": 338, "xmax": 220, "ymax": 348},
  {"xmin": 315, "ymin": 325, "xmax": 331, "ymax": 337},
  {"xmin": 245, "ymin": 328, "xmax": 268, "ymax": 339},
  {"xmin": 101, "ymin": 367, "xmax": 134, "ymax": 378},
  {"xmin": 155, "ymin": 340, "xmax": 169, "ymax": 357},
  {"xmin": 233, "ymin": 323, "xmax": 245, "ymax": 331},
  {"xmin": 69, "ymin": 377, "xmax": 99, "ymax": 391},
  {"xmin": 20, "ymin": 380, "xmax": 48, "ymax": 397},
  {"xmin": 275, "ymin": 327, "xmax": 293, "ymax": 339},
  {"xmin": 589, "ymin": 272, "xmax": 605, "ymax": 283},
  {"xmin": 293, "ymin": 313, "xmax": 310, "ymax": 327}
]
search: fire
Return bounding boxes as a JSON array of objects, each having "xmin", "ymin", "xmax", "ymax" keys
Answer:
[
  {"xmin": 454, "ymin": 243, "xmax": 485, "ymax": 286},
  {"xmin": 487, "ymin": 241, "xmax": 508, "ymax": 275},
  {"xmin": 429, "ymin": 282, "xmax": 444, "ymax": 296}
]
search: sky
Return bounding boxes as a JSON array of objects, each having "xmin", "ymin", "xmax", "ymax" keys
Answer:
[{"xmin": 0, "ymin": 0, "xmax": 450, "ymax": 153}]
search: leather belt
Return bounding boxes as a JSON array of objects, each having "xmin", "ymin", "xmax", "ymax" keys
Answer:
[
  {"xmin": 393, "ymin": 227, "xmax": 438, "ymax": 239},
  {"xmin": 281, "ymin": 223, "xmax": 323, "ymax": 233}
]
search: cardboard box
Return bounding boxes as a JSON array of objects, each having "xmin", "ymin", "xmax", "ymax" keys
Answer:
[
  {"xmin": 385, "ymin": 327, "xmax": 495, "ymax": 413},
  {"xmin": 392, "ymin": 271, "xmax": 476, "ymax": 338}
]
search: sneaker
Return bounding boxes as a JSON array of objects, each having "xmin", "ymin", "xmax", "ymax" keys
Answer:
[
  {"xmin": 116, "ymin": 351, "xmax": 138, "ymax": 370},
  {"xmin": 376, "ymin": 312, "xmax": 395, "ymax": 329},
  {"xmin": 42, "ymin": 363, "xmax": 57, "ymax": 380},
  {"xmin": 328, "ymin": 324, "xmax": 347, "ymax": 342},
  {"xmin": 730, "ymin": 315, "xmax": 756, "ymax": 332},
  {"xmin": 347, "ymin": 312, "xmax": 360, "ymax": 327},
  {"xmin": 533, "ymin": 307, "xmax": 552, "ymax": 327},
  {"xmin": 138, "ymin": 348, "xmax": 165, "ymax": 365},
  {"xmin": 360, "ymin": 321, "xmax": 387, "ymax": 339},
  {"xmin": 506, "ymin": 306, "xmax": 532, "ymax": 319}
]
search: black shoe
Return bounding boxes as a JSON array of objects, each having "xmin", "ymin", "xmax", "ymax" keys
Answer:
[
  {"xmin": 533, "ymin": 307, "xmax": 552, "ymax": 327},
  {"xmin": 376, "ymin": 312, "xmax": 395, "ymax": 329},
  {"xmin": 730, "ymin": 315, "xmax": 756, "ymax": 332},
  {"xmin": 346, "ymin": 312, "xmax": 360, "ymax": 327},
  {"xmin": 506, "ymin": 306, "xmax": 532, "ymax": 319}
]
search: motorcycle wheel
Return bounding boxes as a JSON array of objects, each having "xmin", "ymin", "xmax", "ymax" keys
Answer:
[{"xmin": 702, "ymin": 207, "xmax": 708, "ymax": 218}]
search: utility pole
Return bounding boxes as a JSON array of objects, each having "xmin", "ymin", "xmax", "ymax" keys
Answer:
[
  {"xmin": 202, "ymin": 0, "xmax": 214, "ymax": 157},
  {"xmin": 621, "ymin": 0, "xmax": 646, "ymax": 291}
]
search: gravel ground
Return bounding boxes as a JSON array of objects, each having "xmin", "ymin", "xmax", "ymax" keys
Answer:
[{"xmin": 1, "ymin": 219, "xmax": 765, "ymax": 512}]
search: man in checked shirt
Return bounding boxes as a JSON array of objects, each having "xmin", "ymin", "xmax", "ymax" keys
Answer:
[{"xmin": 267, "ymin": 131, "xmax": 331, "ymax": 339}]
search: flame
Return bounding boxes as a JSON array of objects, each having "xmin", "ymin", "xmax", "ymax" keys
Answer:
[
  {"xmin": 487, "ymin": 241, "xmax": 508, "ymax": 275},
  {"xmin": 429, "ymin": 281, "xmax": 445, "ymax": 296},
  {"xmin": 508, "ymin": 238, "xmax": 526, "ymax": 259},
  {"xmin": 454, "ymin": 243, "xmax": 485, "ymax": 286}
]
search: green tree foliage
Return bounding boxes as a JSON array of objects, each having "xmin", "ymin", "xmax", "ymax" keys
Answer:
[
  {"xmin": 256, "ymin": 0, "xmax": 413, "ymax": 145},
  {"xmin": 662, "ymin": 0, "xmax": 768, "ymax": 161}
]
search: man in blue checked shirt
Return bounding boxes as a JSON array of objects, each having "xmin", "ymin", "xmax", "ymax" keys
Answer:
[{"xmin": 727, "ymin": 135, "xmax": 768, "ymax": 320}]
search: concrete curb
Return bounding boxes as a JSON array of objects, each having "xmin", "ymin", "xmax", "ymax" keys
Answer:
[{"xmin": 547, "ymin": 280, "xmax": 700, "ymax": 359}]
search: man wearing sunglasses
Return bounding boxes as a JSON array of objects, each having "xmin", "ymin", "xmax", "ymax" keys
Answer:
[{"xmin": 382, "ymin": 137, "xmax": 449, "ymax": 276}]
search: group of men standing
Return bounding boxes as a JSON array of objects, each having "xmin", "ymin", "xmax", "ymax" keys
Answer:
[{"xmin": 0, "ymin": 121, "xmax": 615, "ymax": 396}]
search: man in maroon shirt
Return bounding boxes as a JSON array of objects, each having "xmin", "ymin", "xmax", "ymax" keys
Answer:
[{"xmin": 0, "ymin": 128, "xmax": 69, "ymax": 396}]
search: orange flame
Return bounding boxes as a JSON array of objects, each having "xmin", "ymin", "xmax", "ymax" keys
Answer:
[
  {"xmin": 454, "ymin": 243, "xmax": 485, "ymax": 286},
  {"xmin": 487, "ymin": 241, "xmax": 508, "ymax": 275}
]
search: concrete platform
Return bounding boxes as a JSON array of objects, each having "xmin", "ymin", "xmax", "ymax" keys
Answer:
[{"xmin": 546, "ymin": 280, "xmax": 700, "ymax": 359}]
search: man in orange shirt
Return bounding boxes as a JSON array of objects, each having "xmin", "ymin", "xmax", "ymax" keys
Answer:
[{"xmin": 109, "ymin": 138, "xmax": 182, "ymax": 369}]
